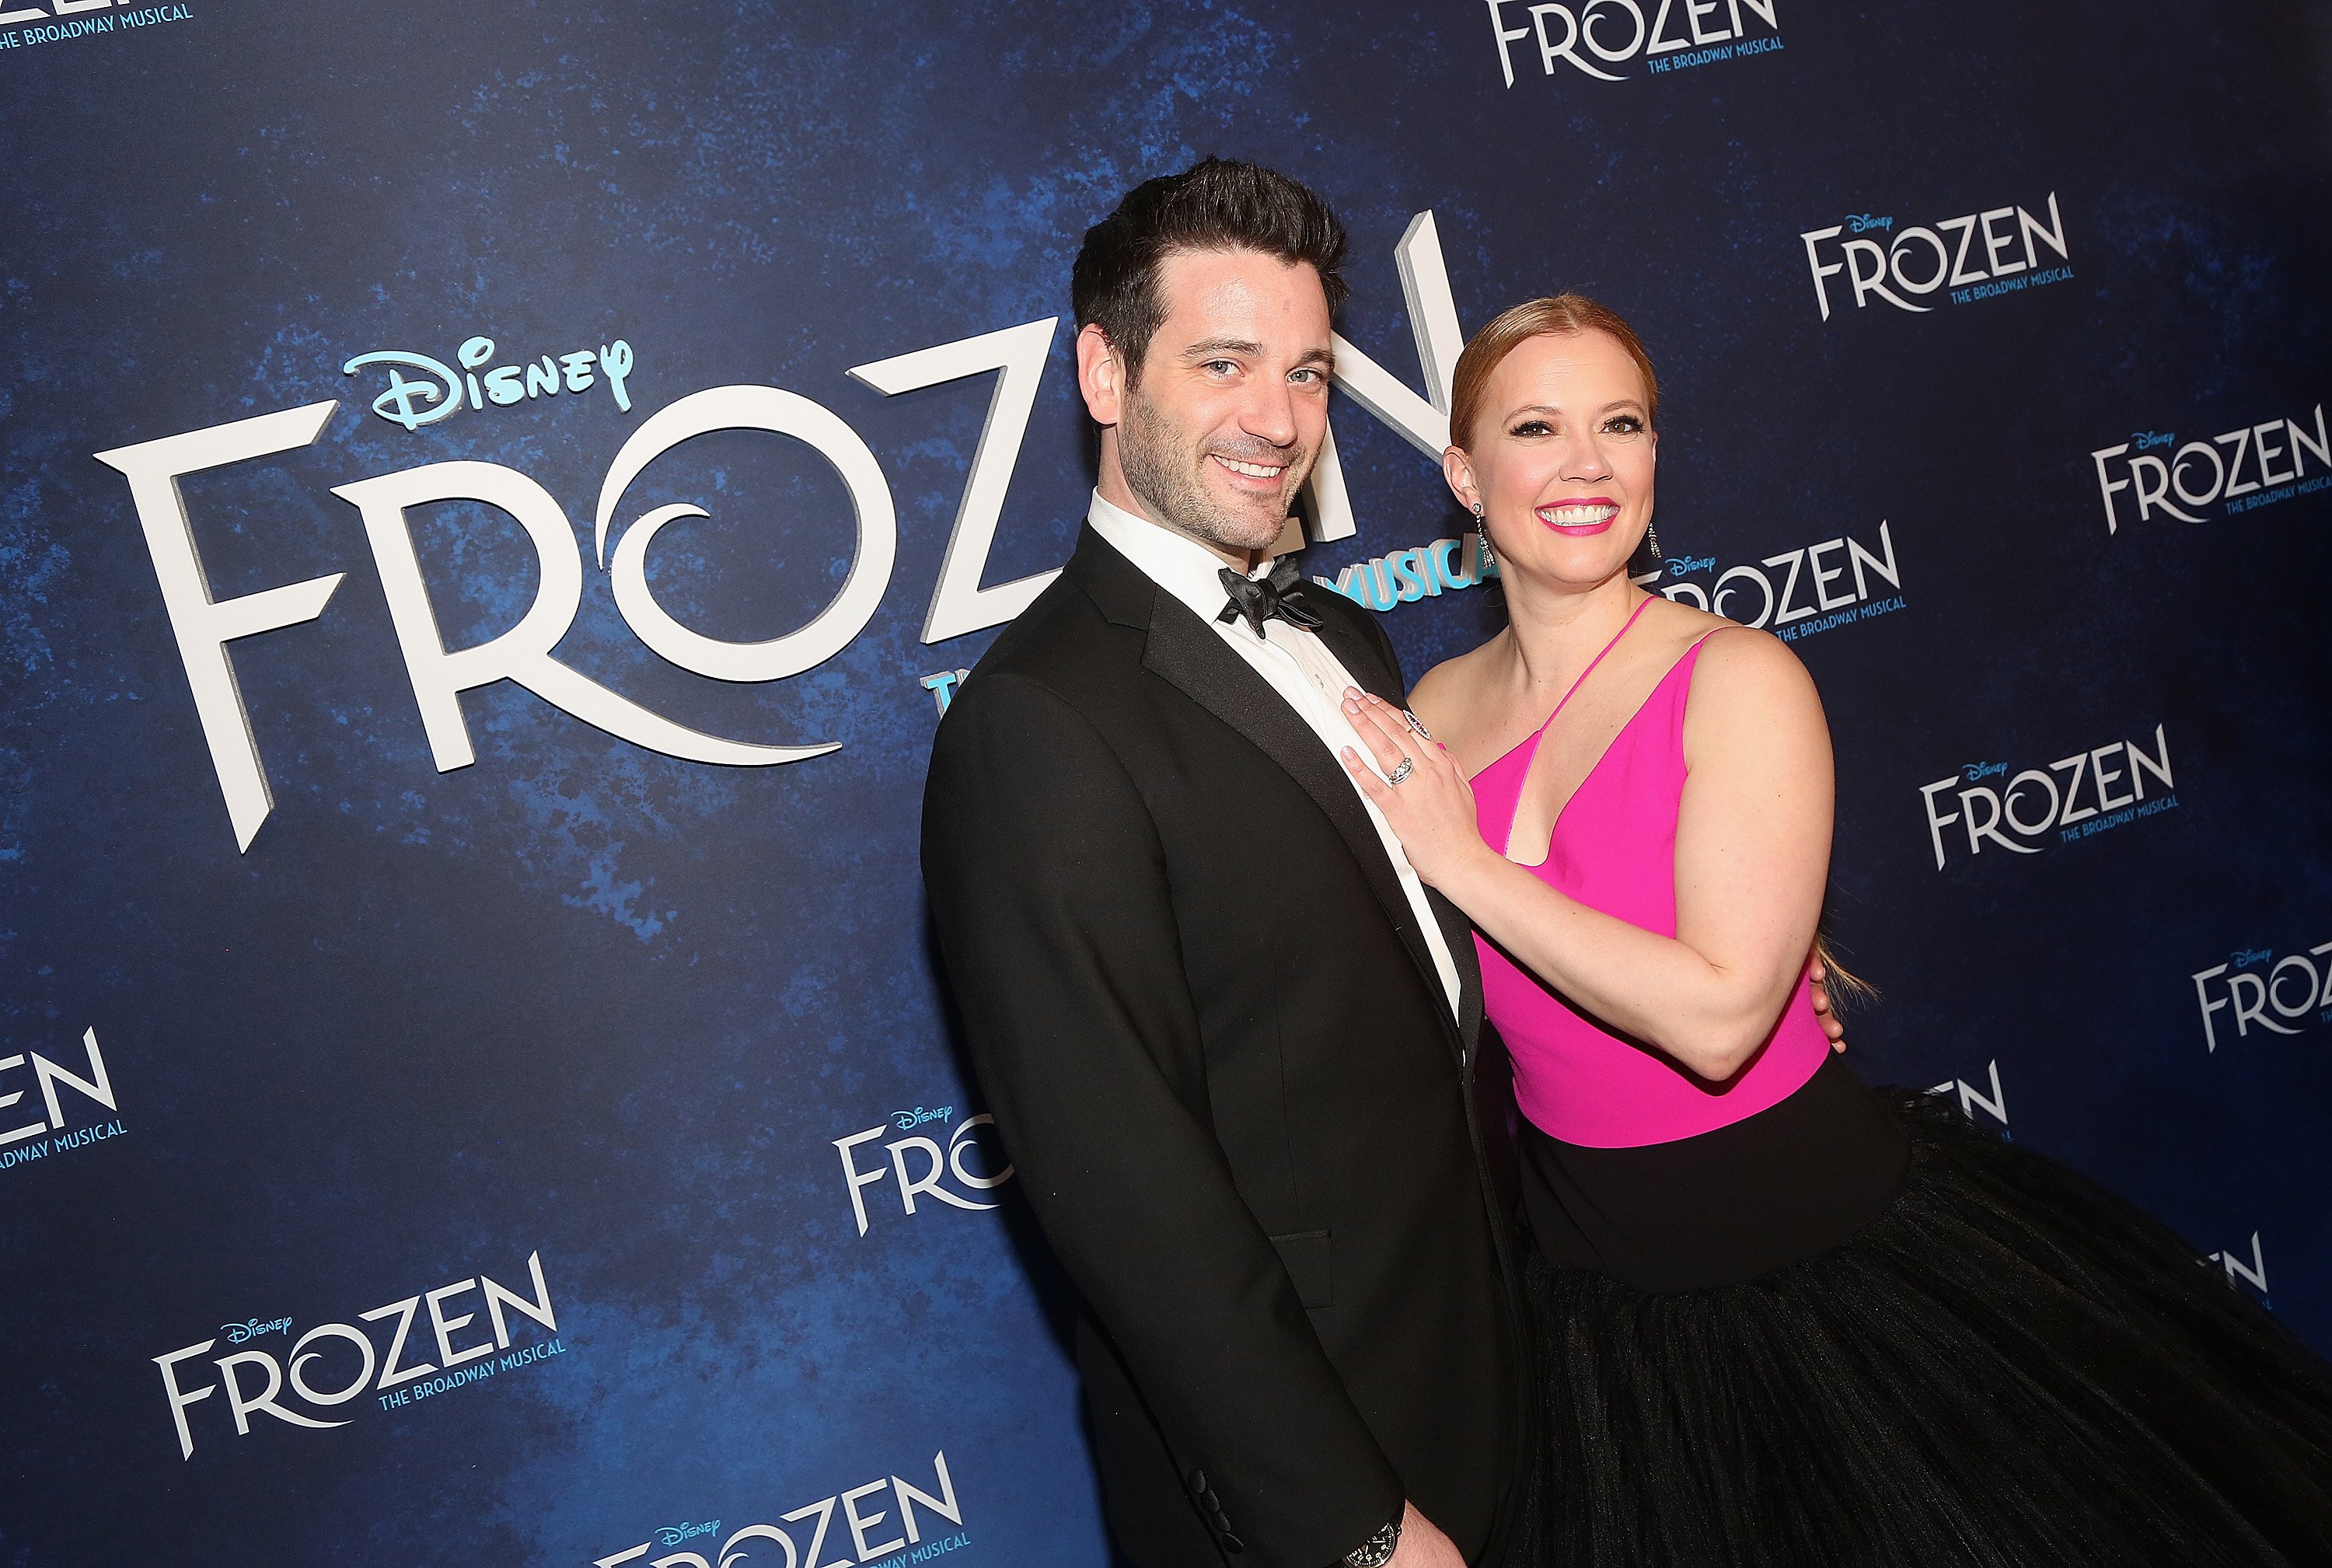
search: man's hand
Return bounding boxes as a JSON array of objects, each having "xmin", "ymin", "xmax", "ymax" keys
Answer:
[
  {"xmin": 1384, "ymin": 1502, "xmax": 1464, "ymax": 1568},
  {"xmin": 1809, "ymin": 955, "xmax": 1847, "ymax": 1053}
]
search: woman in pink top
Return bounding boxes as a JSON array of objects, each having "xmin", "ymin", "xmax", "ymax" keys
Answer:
[{"xmin": 1338, "ymin": 295, "xmax": 2332, "ymax": 1566}]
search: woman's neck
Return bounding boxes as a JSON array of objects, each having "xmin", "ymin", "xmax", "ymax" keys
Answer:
[{"xmin": 1495, "ymin": 568, "xmax": 1648, "ymax": 702}]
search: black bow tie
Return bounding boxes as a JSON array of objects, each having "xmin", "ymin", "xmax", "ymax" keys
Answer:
[{"xmin": 1217, "ymin": 557, "xmax": 1325, "ymax": 637}]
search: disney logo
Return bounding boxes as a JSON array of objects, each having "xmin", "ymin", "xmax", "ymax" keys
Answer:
[
  {"xmin": 343, "ymin": 334, "xmax": 636, "ymax": 434},
  {"xmin": 655, "ymin": 1521, "xmax": 721, "ymax": 1548},
  {"xmin": 2230, "ymin": 948, "xmax": 2274, "ymax": 969},
  {"xmin": 218, "ymin": 1317, "xmax": 293, "ymax": 1345},
  {"xmin": 1845, "ymin": 214, "xmax": 1894, "ymax": 233},
  {"xmin": 891, "ymin": 1105, "xmax": 957, "ymax": 1131},
  {"xmin": 1960, "ymin": 761, "xmax": 2007, "ymax": 782},
  {"xmin": 2130, "ymin": 431, "xmax": 2175, "ymax": 451},
  {"xmin": 1663, "ymin": 554, "xmax": 1716, "ymax": 578}
]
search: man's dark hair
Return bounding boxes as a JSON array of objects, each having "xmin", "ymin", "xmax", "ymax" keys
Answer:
[{"xmin": 1071, "ymin": 158, "xmax": 1349, "ymax": 382}]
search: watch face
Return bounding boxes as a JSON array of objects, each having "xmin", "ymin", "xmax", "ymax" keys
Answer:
[{"xmin": 1346, "ymin": 1519, "xmax": 1402, "ymax": 1568}]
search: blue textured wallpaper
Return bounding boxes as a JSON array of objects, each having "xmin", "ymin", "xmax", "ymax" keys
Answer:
[{"xmin": 2, "ymin": 1, "xmax": 2328, "ymax": 1562}]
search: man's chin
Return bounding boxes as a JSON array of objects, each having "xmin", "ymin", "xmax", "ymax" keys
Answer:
[{"xmin": 1199, "ymin": 484, "xmax": 1299, "ymax": 547}]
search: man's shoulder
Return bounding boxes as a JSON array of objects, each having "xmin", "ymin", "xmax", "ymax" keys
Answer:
[
  {"xmin": 933, "ymin": 563, "xmax": 1153, "ymax": 755},
  {"xmin": 965, "ymin": 565, "xmax": 1133, "ymax": 690}
]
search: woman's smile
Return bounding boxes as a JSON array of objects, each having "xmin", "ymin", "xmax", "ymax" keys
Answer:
[{"xmin": 1536, "ymin": 497, "xmax": 1622, "ymax": 535}]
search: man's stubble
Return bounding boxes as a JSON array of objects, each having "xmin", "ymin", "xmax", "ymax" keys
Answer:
[{"xmin": 1115, "ymin": 379, "xmax": 1311, "ymax": 560}]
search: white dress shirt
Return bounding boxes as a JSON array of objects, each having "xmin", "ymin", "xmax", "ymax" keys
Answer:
[{"xmin": 1086, "ymin": 491, "xmax": 1464, "ymax": 1020}]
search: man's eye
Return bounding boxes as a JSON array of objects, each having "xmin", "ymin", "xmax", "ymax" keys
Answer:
[
  {"xmin": 1203, "ymin": 359, "xmax": 1238, "ymax": 375},
  {"xmin": 1290, "ymin": 368, "xmax": 1327, "ymax": 386}
]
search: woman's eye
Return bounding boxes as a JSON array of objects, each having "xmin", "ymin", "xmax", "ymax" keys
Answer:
[
  {"xmin": 1603, "ymin": 414, "xmax": 1646, "ymax": 435},
  {"xmin": 1510, "ymin": 420, "xmax": 1552, "ymax": 438}
]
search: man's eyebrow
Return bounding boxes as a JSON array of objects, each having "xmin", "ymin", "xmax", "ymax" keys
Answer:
[
  {"xmin": 1293, "ymin": 346, "xmax": 1334, "ymax": 369},
  {"xmin": 1180, "ymin": 337, "xmax": 1265, "ymax": 359}
]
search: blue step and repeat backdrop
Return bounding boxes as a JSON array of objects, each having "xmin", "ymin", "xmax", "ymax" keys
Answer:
[{"xmin": 4, "ymin": 2, "xmax": 2329, "ymax": 1563}]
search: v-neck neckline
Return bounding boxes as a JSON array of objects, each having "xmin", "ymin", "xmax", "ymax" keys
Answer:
[{"xmin": 1499, "ymin": 621, "xmax": 1721, "ymax": 871}]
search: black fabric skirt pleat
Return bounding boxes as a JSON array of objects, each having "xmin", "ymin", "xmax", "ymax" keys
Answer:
[{"xmin": 1525, "ymin": 1089, "xmax": 2332, "ymax": 1566}]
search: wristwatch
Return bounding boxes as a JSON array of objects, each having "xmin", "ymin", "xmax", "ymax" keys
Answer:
[{"xmin": 1344, "ymin": 1514, "xmax": 1402, "ymax": 1568}]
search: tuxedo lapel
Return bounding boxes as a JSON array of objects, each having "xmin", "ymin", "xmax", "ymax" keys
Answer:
[
  {"xmin": 1424, "ymin": 887, "xmax": 1484, "ymax": 1061},
  {"xmin": 1139, "ymin": 593, "xmax": 1466, "ymax": 1059},
  {"xmin": 1067, "ymin": 525, "xmax": 1480, "ymax": 1062},
  {"xmin": 1292, "ymin": 590, "xmax": 1486, "ymax": 1060}
]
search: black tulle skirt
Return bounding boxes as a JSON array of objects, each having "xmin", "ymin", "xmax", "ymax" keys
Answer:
[{"xmin": 1525, "ymin": 1088, "xmax": 2332, "ymax": 1566}]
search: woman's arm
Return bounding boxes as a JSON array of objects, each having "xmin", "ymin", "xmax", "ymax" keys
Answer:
[{"xmin": 1342, "ymin": 630, "xmax": 1834, "ymax": 1082}]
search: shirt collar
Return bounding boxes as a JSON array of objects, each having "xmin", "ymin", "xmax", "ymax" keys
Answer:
[{"xmin": 1085, "ymin": 490, "xmax": 1269, "ymax": 627}]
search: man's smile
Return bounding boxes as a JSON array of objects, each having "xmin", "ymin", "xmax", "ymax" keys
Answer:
[{"xmin": 1210, "ymin": 452, "xmax": 1288, "ymax": 484}]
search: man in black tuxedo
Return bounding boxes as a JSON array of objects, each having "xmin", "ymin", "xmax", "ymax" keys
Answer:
[{"xmin": 923, "ymin": 160, "xmax": 1513, "ymax": 1568}]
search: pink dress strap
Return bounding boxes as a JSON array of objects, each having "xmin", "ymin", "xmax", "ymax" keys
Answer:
[{"xmin": 1468, "ymin": 631, "xmax": 1831, "ymax": 1148}]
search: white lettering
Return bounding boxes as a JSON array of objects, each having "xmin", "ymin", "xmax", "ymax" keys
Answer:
[
  {"xmin": 360, "ymin": 1294, "xmax": 437, "ymax": 1389},
  {"xmin": 93, "ymin": 403, "xmax": 347, "ymax": 852},
  {"xmin": 1485, "ymin": 0, "xmax": 1534, "ymax": 86},
  {"xmin": 337, "ymin": 460, "xmax": 824, "ymax": 774},
  {"xmin": 1800, "ymin": 226, "xmax": 1845, "ymax": 320},
  {"xmin": 595, "ymin": 386, "xmax": 899, "ymax": 675},
  {"xmin": 835, "ymin": 1126, "xmax": 891, "ymax": 1238},
  {"xmin": 426, "ymin": 1279, "xmax": 495, "ymax": 1368},
  {"xmin": 894, "ymin": 1452, "xmax": 965, "ymax": 1543},
  {"xmin": 481, "ymin": 1249, "xmax": 559, "ymax": 1346},
  {"xmin": 33, "ymin": 1026, "xmax": 115, "ymax": 1131},
  {"xmin": 155, "ymin": 1339, "xmax": 219, "ymax": 1460},
  {"xmin": 849, "ymin": 319, "xmax": 1057, "ymax": 643},
  {"xmin": 2192, "ymin": 964, "xmax": 2232, "ymax": 1053}
]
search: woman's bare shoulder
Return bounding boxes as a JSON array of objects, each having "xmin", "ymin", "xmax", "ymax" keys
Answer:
[
  {"xmin": 1682, "ymin": 620, "xmax": 1829, "ymax": 753},
  {"xmin": 1689, "ymin": 619, "xmax": 1818, "ymax": 697},
  {"xmin": 1636, "ymin": 592, "xmax": 1733, "ymax": 650}
]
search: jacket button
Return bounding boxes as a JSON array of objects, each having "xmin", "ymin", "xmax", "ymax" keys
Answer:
[
  {"xmin": 1220, "ymin": 1533, "xmax": 1246, "ymax": 1555},
  {"xmin": 1186, "ymin": 1468, "xmax": 1207, "ymax": 1494}
]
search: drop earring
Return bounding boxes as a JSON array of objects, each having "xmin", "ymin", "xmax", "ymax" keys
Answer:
[
  {"xmin": 1471, "ymin": 500, "xmax": 1489, "ymax": 554},
  {"xmin": 1645, "ymin": 520, "xmax": 1661, "ymax": 564}
]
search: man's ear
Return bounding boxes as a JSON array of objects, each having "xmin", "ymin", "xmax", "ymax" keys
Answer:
[{"xmin": 1076, "ymin": 323, "xmax": 1124, "ymax": 428}]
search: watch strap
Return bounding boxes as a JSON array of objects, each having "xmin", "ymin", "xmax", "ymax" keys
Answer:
[{"xmin": 1343, "ymin": 1514, "xmax": 1402, "ymax": 1568}]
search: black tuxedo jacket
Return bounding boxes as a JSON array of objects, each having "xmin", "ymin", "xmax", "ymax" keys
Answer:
[{"xmin": 923, "ymin": 526, "xmax": 1527, "ymax": 1568}]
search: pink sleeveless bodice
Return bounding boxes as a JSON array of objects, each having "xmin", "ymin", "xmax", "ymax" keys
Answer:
[{"xmin": 1470, "ymin": 636, "xmax": 1832, "ymax": 1148}]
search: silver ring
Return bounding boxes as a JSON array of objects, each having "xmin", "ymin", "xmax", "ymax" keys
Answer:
[
  {"xmin": 1403, "ymin": 709, "xmax": 1433, "ymax": 740},
  {"xmin": 1387, "ymin": 757, "xmax": 1414, "ymax": 786}
]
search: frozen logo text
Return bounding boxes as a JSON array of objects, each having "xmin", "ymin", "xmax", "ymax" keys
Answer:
[
  {"xmin": 2089, "ymin": 401, "xmax": 2328, "ymax": 533},
  {"xmin": 1802, "ymin": 194, "xmax": 2069, "ymax": 319},
  {"xmin": 596, "ymin": 1451, "xmax": 965, "ymax": 1568},
  {"xmin": 1485, "ymin": 0, "xmax": 1780, "ymax": 86},
  {"xmin": 1639, "ymin": 520, "xmax": 1902, "ymax": 639},
  {"xmin": 1919, "ymin": 725, "xmax": 2175, "ymax": 869},
  {"xmin": 152, "ymin": 1249, "xmax": 560, "ymax": 1458},
  {"xmin": 835, "ymin": 1112, "xmax": 1014, "ymax": 1238},
  {"xmin": 2191, "ymin": 936, "xmax": 2332, "ymax": 1053},
  {"xmin": 0, "ymin": 1027, "xmax": 122, "ymax": 1170},
  {"xmin": 96, "ymin": 212, "xmax": 1474, "ymax": 854}
]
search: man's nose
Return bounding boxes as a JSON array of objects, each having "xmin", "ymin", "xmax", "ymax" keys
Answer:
[{"xmin": 1239, "ymin": 377, "xmax": 1298, "ymax": 448}]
